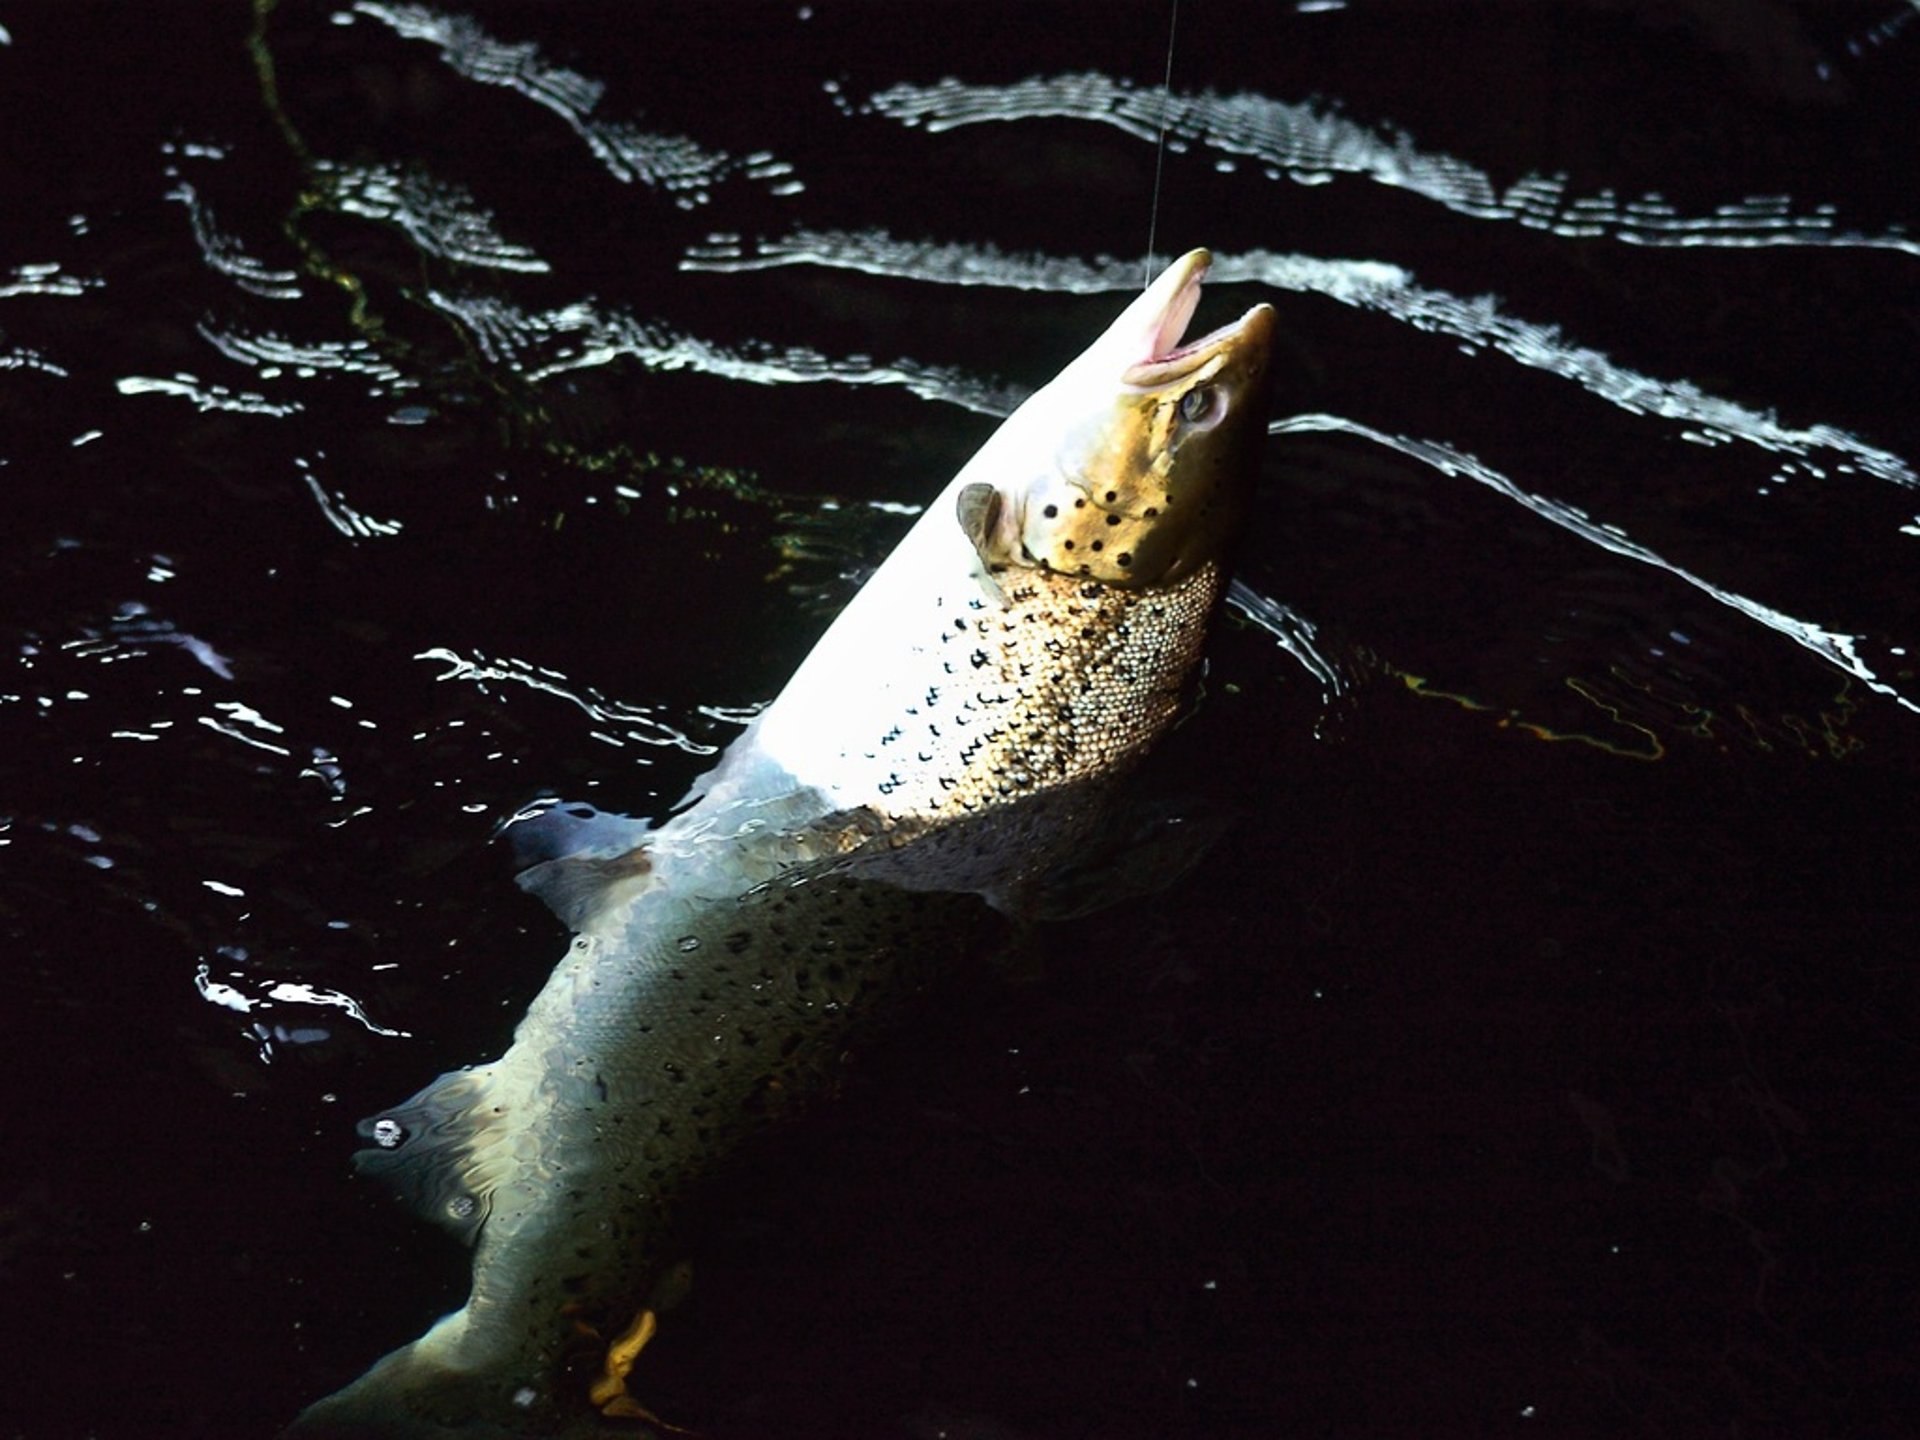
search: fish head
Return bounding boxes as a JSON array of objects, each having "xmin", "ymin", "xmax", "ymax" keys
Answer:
[{"xmin": 962, "ymin": 249, "xmax": 1275, "ymax": 589}]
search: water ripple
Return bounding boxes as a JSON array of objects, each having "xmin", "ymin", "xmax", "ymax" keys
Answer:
[
  {"xmin": 417, "ymin": 645, "xmax": 722, "ymax": 756},
  {"xmin": 684, "ymin": 229, "xmax": 1915, "ymax": 487},
  {"xmin": 115, "ymin": 373, "xmax": 303, "ymax": 417},
  {"xmin": 195, "ymin": 321, "xmax": 407, "ymax": 385},
  {"xmin": 1273, "ymin": 412, "xmax": 1917, "ymax": 716},
  {"xmin": 424, "ymin": 287, "xmax": 1023, "ymax": 415},
  {"xmin": 0, "ymin": 261, "xmax": 96, "ymax": 299},
  {"xmin": 351, "ymin": 2, "xmax": 800, "ymax": 205},
  {"xmin": 295, "ymin": 456, "xmax": 404, "ymax": 539},
  {"xmin": 868, "ymin": 74, "xmax": 1917, "ymax": 258},
  {"xmin": 1, "ymin": 344, "xmax": 68, "ymax": 377},
  {"xmin": 194, "ymin": 960, "xmax": 410, "ymax": 1043},
  {"xmin": 89, "ymin": 601, "xmax": 236, "ymax": 681},
  {"xmin": 163, "ymin": 178, "xmax": 302, "ymax": 299},
  {"xmin": 1225, "ymin": 580, "xmax": 1348, "ymax": 699},
  {"xmin": 319, "ymin": 161, "xmax": 549, "ymax": 273},
  {"xmin": 1, "ymin": 262, "xmax": 95, "ymax": 375}
]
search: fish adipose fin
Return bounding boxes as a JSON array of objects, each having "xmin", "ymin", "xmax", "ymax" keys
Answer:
[
  {"xmin": 353, "ymin": 1066, "xmax": 511, "ymax": 1247},
  {"xmin": 500, "ymin": 799, "xmax": 655, "ymax": 931}
]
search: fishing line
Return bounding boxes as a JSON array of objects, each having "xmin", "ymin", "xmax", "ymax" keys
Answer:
[{"xmin": 1144, "ymin": 0, "xmax": 1181, "ymax": 288}]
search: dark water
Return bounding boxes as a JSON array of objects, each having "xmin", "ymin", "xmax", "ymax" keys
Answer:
[{"xmin": 4, "ymin": 2, "xmax": 1918, "ymax": 1436}]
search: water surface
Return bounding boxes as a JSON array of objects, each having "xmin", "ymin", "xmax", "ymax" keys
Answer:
[{"xmin": 2, "ymin": 3, "xmax": 1917, "ymax": 1436}]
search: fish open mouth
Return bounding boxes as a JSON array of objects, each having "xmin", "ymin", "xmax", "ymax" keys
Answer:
[{"xmin": 1124, "ymin": 248, "xmax": 1271, "ymax": 389}]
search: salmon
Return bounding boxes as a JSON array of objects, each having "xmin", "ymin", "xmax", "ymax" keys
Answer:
[{"xmin": 289, "ymin": 249, "xmax": 1274, "ymax": 1437}]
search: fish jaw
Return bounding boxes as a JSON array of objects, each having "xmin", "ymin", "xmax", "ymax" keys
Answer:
[{"xmin": 967, "ymin": 248, "xmax": 1276, "ymax": 589}]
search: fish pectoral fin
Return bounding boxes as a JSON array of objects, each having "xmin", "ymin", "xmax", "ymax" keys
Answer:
[
  {"xmin": 516, "ymin": 847, "xmax": 654, "ymax": 930},
  {"xmin": 502, "ymin": 799, "xmax": 657, "ymax": 929},
  {"xmin": 956, "ymin": 481, "xmax": 1018, "ymax": 607}
]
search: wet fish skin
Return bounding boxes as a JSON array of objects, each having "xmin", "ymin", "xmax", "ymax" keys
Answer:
[{"xmin": 289, "ymin": 250, "xmax": 1273, "ymax": 1437}]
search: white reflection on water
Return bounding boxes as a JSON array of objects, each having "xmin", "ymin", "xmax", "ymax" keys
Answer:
[
  {"xmin": 868, "ymin": 73, "xmax": 1918, "ymax": 258},
  {"xmin": 1273, "ymin": 412, "xmax": 1918, "ymax": 716},
  {"xmin": 684, "ymin": 229, "xmax": 1916, "ymax": 488},
  {"xmin": 351, "ymin": 2, "xmax": 800, "ymax": 205},
  {"xmin": 0, "ymin": 344, "xmax": 68, "ymax": 377},
  {"xmin": 1, "ymin": 262, "xmax": 94, "ymax": 376},
  {"xmin": 115, "ymin": 373, "xmax": 304, "ymax": 418},
  {"xmin": 424, "ymin": 288, "xmax": 1025, "ymax": 416},
  {"xmin": 69, "ymin": 602, "xmax": 237, "ymax": 681},
  {"xmin": 417, "ymin": 645, "xmax": 722, "ymax": 756},
  {"xmin": 1225, "ymin": 580, "xmax": 1348, "ymax": 700},
  {"xmin": 195, "ymin": 321, "xmax": 406, "ymax": 385},
  {"xmin": 162, "ymin": 178, "xmax": 302, "ymax": 300},
  {"xmin": 295, "ymin": 456, "xmax": 404, "ymax": 539},
  {"xmin": 194, "ymin": 960, "xmax": 410, "ymax": 1038},
  {"xmin": 318, "ymin": 161, "xmax": 549, "ymax": 274},
  {"xmin": 197, "ymin": 699, "xmax": 295, "ymax": 758},
  {"xmin": 0, "ymin": 261, "xmax": 95, "ymax": 299}
]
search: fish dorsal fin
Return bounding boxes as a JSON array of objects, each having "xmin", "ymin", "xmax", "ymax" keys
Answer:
[
  {"xmin": 353, "ymin": 1066, "xmax": 510, "ymax": 1246},
  {"xmin": 501, "ymin": 800, "xmax": 655, "ymax": 931}
]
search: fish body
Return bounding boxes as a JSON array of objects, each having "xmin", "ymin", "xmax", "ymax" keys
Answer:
[{"xmin": 290, "ymin": 251, "xmax": 1273, "ymax": 1437}]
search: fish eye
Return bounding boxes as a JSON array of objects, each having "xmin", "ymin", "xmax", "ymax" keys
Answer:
[{"xmin": 1178, "ymin": 386, "xmax": 1214, "ymax": 424}]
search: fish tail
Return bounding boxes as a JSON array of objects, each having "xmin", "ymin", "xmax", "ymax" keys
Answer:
[{"xmin": 285, "ymin": 1310, "xmax": 540, "ymax": 1439}]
